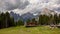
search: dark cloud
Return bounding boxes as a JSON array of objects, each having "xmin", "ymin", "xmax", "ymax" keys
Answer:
[
  {"xmin": 18, "ymin": 0, "xmax": 30, "ymax": 9},
  {"xmin": 56, "ymin": 0, "xmax": 60, "ymax": 4},
  {"xmin": 0, "ymin": 0, "xmax": 30, "ymax": 11},
  {"xmin": 53, "ymin": 7, "xmax": 60, "ymax": 12}
]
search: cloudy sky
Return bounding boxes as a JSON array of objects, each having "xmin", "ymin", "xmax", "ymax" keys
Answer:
[{"xmin": 0, "ymin": 0, "xmax": 60, "ymax": 15}]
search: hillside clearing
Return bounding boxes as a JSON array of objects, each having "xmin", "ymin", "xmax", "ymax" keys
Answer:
[{"xmin": 0, "ymin": 26, "xmax": 60, "ymax": 34}]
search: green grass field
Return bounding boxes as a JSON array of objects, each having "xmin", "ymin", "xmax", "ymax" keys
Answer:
[{"xmin": 0, "ymin": 26, "xmax": 60, "ymax": 34}]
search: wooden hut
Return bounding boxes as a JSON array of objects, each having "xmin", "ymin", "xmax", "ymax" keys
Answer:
[{"xmin": 24, "ymin": 22, "xmax": 38, "ymax": 27}]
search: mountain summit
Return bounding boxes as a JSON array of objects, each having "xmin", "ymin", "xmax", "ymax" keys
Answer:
[{"xmin": 41, "ymin": 8, "xmax": 57, "ymax": 16}]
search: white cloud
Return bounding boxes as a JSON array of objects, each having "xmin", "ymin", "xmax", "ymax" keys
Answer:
[{"xmin": 0, "ymin": 0, "xmax": 60, "ymax": 15}]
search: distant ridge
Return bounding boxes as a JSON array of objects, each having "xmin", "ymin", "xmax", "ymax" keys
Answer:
[{"xmin": 10, "ymin": 8, "xmax": 60, "ymax": 21}]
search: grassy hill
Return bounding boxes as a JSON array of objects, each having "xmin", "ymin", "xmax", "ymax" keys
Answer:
[{"xmin": 0, "ymin": 26, "xmax": 60, "ymax": 34}]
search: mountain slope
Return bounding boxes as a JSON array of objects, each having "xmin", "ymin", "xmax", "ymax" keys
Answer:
[
  {"xmin": 21, "ymin": 12, "xmax": 36, "ymax": 21},
  {"xmin": 10, "ymin": 11, "xmax": 23, "ymax": 21},
  {"xmin": 10, "ymin": 11, "xmax": 38, "ymax": 21}
]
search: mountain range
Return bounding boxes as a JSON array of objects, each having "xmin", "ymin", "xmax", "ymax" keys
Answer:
[
  {"xmin": 10, "ymin": 11, "xmax": 39, "ymax": 21},
  {"xmin": 10, "ymin": 8, "xmax": 60, "ymax": 21}
]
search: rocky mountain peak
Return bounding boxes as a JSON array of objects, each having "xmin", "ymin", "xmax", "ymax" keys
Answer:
[{"xmin": 41, "ymin": 8, "xmax": 56, "ymax": 16}]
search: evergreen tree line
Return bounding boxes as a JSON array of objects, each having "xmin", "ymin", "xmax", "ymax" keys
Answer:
[
  {"xmin": 0, "ymin": 12, "xmax": 60, "ymax": 29},
  {"xmin": 39, "ymin": 14, "xmax": 60, "ymax": 25},
  {"xmin": 26, "ymin": 14, "xmax": 60, "ymax": 26},
  {"xmin": 0, "ymin": 12, "xmax": 24, "ymax": 29}
]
